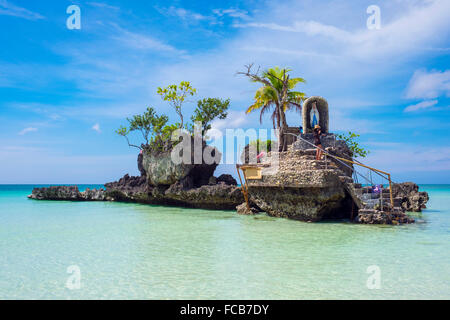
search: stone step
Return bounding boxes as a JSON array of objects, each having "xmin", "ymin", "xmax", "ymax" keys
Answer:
[
  {"xmin": 305, "ymin": 148, "xmax": 318, "ymax": 155},
  {"xmin": 339, "ymin": 176, "xmax": 354, "ymax": 184},
  {"xmin": 280, "ymin": 158, "xmax": 334, "ymax": 165},
  {"xmin": 362, "ymin": 201, "xmax": 380, "ymax": 209},
  {"xmin": 358, "ymin": 208, "xmax": 376, "ymax": 215},
  {"xmin": 361, "ymin": 193, "xmax": 382, "ymax": 200}
]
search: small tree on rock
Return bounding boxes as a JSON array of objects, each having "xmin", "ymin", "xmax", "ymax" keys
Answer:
[
  {"xmin": 190, "ymin": 98, "xmax": 230, "ymax": 136},
  {"xmin": 157, "ymin": 81, "xmax": 197, "ymax": 129},
  {"xmin": 116, "ymin": 107, "xmax": 169, "ymax": 151},
  {"xmin": 336, "ymin": 132, "xmax": 370, "ymax": 158}
]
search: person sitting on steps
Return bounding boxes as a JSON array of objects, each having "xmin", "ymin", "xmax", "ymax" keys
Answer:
[{"xmin": 313, "ymin": 125, "xmax": 324, "ymax": 160}]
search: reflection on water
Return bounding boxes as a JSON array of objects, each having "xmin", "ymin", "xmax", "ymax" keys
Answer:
[{"xmin": 0, "ymin": 185, "xmax": 449, "ymax": 299}]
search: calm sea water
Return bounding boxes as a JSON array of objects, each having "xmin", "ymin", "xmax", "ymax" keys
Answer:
[{"xmin": 0, "ymin": 184, "xmax": 449, "ymax": 300}]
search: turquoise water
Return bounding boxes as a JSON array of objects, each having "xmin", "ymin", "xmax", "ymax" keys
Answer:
[{"xmin": 0, "ymin": 184, "xmax": 449, "ymax": 300}]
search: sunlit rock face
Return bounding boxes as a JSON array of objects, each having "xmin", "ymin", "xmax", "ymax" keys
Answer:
[
  {"xmin": 103, "ymin": 144, "xmax": 244, "ymax": 210},
  {"xmin": 244, "ymin": 149, "xmax": 353, "ymax": 222},
  {"xmin": 141, "ymin": 142, "xmax": 220, "ymax": 187},
  {"xmin": 250, "ymin": 185, "xmax": 348, "ymax": 222},
  {"xmin": 292, "ymin": 134, "xmax": 354, "ymax": 177},
  {"xmin": 142, "ymin": 151, "xmax": 193, "ymax": 186}
]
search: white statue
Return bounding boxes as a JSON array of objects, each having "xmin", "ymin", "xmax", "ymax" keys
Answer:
[{"xmin": 310, "ymin": 102, "xmax": 320, "ymax": 128}]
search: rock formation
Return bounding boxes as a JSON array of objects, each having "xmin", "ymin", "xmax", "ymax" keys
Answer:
[
  {"xmin": 29, "ymin": 145, "xmax": 243, "ymax": 210},
  {"xmin": 239, "ymin": 137, "xmax": 427, "ymax": 224},
  {"xmin": 392, "ymin": 182, "xmax": 429, "ymax": 212},
  {"xmin": 244, "ymin": 148, "xmax": 352, "ymax": 221},
  {"xmin": 236, "ymin": 202, "xmax": 261, "ymax": 215},
  {"xmin": 352, "ymin": 185, "xmax": 415, "ymax": 224},
  {"xmin": 142, "ymin": 140, "xmax": 219, "ymax": 187},
  {"xmin": 29, "ymin": 186, "xmax": 108, "ymax": 201},
  {"xmin": 292, "ymin": 133, "xmax": 354, "ymax": 176},
  {"xmin": 28, "ymin": 131, "xmax": 429, "ymax": 225}
]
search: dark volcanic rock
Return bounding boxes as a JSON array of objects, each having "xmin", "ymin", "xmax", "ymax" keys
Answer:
[
  {"xmin": 236, "ymin": 202, "xmax": 261, "ymax": 215},
  {"xmin": 104, "ymin": 174, "xmax": 148, "ymax": 195},
  {"xmin": 137, "ymin": 153, "xmax": 146, "ymax": 176},
  {"xmin": 217, "ymin": 174, "xmax": 237, "ymax": 186},
  {"xmin": 82, "ymin": 188, "xmax": 108, "ymax": 201},
  {"xmin": 355, "ymin": 208, "xmax": 415, "ymax": 224},
  {"xmin": 165, "ymin": 182, "xmax": 244, "ymax": 210},
  {"xmin": 28, "ymin": 186, "xmax": 107, "ymax": 201},
  {"xmin": 392, "ymin": 182, "xmax": 429, "ymax": 212},
  {"xmin": 29, "ymin": 186, "xmax": 80, "ymax": 201}
]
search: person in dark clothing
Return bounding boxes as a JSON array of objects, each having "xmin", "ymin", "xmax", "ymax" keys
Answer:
[{"xmin": 313, "ymin": 125, "xmax": 324, "ymax": 160}]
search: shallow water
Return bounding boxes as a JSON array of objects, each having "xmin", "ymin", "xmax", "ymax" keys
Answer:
[{"xmin": 0, "ymin": 184, "xmax": 449, "ymax": 299}]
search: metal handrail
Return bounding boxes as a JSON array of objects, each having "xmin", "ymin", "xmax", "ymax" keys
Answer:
[
  {"xmin": 283, "ymin": 133, "xmax": 371, "ymax": 185},
  {"xmin": 285, "ymin": 133, "xmax": 395, "ymax": 208},
  {"xmin": 236, "ymin": 164, "xmax": 250, "ymax": 211}
]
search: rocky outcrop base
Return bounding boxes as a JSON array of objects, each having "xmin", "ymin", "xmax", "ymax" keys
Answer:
[
  {"xmin": 356, "ymin": 208, "xmax": 415, "ymax": 225},
  {"xmin": 392, "ymin": 182, "xmax": 429, "ymax": 212},
  {"xmin": 249, "ymin": 186, "xmax": 348, "ymax": 221},
  {"xmin": 29, "ymin": 186, "xmax": 109, "ymax": 201},
  {"xmin": 236, "ymin": 202, "xmax": 261, "ymax": 215},
  {"xmin": 29, "ymin": 174, "xmax": 244, "ymax": 211}
]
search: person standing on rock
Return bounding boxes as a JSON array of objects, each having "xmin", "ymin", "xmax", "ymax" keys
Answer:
[{"xmin": 314, "ymin": 125, "xmax": 324, "ymax": 160}]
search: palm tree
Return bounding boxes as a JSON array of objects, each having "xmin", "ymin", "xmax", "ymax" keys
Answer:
[{"xmin": 239, "ymin": 65, "xmax": 307, "ymax": 151}]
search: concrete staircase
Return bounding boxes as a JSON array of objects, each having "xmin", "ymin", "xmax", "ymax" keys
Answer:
[
  {"xmin": 346, "ymin": 183, "xmax": 414, "ymax": 224},
  {"xmin": 285, "ymin": 147, "xmax": 413, "ymax": 224},
  {"xmin": 279, "ymin": 145, "xmax": 413, "ymax": 223}
]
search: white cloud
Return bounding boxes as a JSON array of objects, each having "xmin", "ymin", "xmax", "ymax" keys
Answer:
[
  {"xmin": 156, "ymin": 6, "xmax": 211, "ymax": 22},
  {"xmin": 404, "ymin": 100, "xmax": 438, "ymax": 112},
  {"xmin": 210, "ymin": 111, "xmax": 250, "ymax": 136},
  {"xmin": 111, "ymin": 25, "xmax": 185, "ymax": 54},
  {"xmin": 156, "ymin": 6, "xmax": 250, "ymax": 25},
  {"xmin": 0, "ymin": 0, "xmax": 44, "ymax": 20},
  {"xmin": 87, "ymin": 2, "xmax": 120, "ymax": 11},
  {"xmin": 18, "ymin": 127, "xmax": 37, "ymax": 135},
  {"xmin": 234, "ymin": 21, "xmax": 352, "ymax": 42},
  {"xmin": 92, "ymin": 123, "xmax": 101, "ymax": 133},
  {"xmin": 406, "ymin": 69, "xmax": 450, "ymax": 99},
  {"xmin": 233, "ymin": 0, "xmax": 450, "ymax": 60},
  {"xmin": 213, "ymin": 8, "xmax": 250, "ymax": 20}
]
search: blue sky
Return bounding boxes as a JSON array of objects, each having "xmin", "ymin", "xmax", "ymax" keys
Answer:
[{"xmin": 0, "ymin": 0, "xmax": 449, "ymax": 184}]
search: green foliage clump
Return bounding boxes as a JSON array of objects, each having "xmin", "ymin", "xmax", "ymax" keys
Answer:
[
  {"xmin": 336, "ymin": 132, "xmax": 370, "ymax": 158},
  {"xmin": 117, "ymin": 82, "xmax": 230, "ymax": 153},
  {"xmin": 190, "ymin": 98, "xmax": 230, "ymax": 135},
  {"xmin": 249, "ymin": 139, "xmax": 274, "ymax": 153},
  {"xmin": 157, "ymin": 81, "xmax": 197, "ymax": 128},
  {"xmin": 152, "ymin": 123, "xmax": 180, "ymax": 152},
  {"xmin": 116, "ymin": 107, "xmax": 175, "ymax": 152}
]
